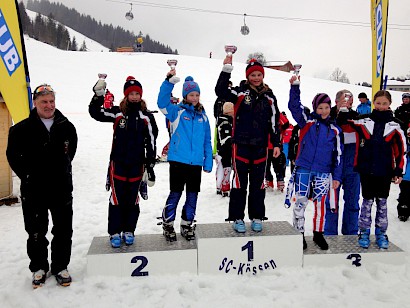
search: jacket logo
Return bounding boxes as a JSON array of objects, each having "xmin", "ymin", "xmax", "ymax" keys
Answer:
[
  {"xmin": 244, "ymin": 95, "xmax": 251, "ymax": 104},
  {"xmin": 183, "ymin": 116, "xmax": 190, "ymax": 121},
  {"xmin": 198, "ymin": 118, "xmax": 203, "ymax": 123},
  {"xmin": 119, "ymin": 118, "xmax": 126, "ymax": 128}
]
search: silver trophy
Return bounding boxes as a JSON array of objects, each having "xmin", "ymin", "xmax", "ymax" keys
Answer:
[
  {"xmin": 292, "ymin": 64, "xmax": 302, "ymax": 85},
  {"xmin": 98, "ymin": 73, "xmax": 107, "ymax": 80},
  {"xmin": 167, "ymin": 59, "xmax": 178, "ymax": 69},
  {"xmin": 224, "ymin": 45, "xmax": 237, "ymax": 57},
  {"xmin": 340, "ymin": 92, "xmax": 352, "ymax": 112}
]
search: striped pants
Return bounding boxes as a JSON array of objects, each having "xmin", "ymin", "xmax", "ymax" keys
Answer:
[{"xmin": 292, "ymin": 167, "xmax": 331, "ymax": 232}]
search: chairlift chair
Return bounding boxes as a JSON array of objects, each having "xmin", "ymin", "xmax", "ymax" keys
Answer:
[
  {"xmin": 125, "ymin": 3, "xmax": 134, "ymax": 21},
  {"xmin": 240, "ymin": 14, "xmax": 250, "ymax": 35}
]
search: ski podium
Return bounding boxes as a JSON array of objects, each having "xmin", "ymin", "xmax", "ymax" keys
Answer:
[{"xmin": 86, "ymin": 220, "xmax": 405, "ymax": 277}]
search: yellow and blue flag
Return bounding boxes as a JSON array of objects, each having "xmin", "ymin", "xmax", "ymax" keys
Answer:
[
  {"xmin": 0, "ymin": 0, "xmax": 31, "ymax": 123},
  {"xmin": 371, "ymin": 0, "xmax": 389, "ymax": 100}
]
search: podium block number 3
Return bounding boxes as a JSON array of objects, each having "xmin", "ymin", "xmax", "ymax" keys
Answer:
[{"xmin": 131, "ymin": 256, "xmax": 149, "ymax": 276}]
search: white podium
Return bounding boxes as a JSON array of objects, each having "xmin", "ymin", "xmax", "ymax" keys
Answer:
[
  {"xmin": 86, "ymin": 222, "xmax": 406, "ymax": 277},
  {"xmin": 87, "ymin": 234, "xmax": 197, "ymax": 277},
  {"xmin": 303, "ymin": 235, "xmax": 405, "ymax": 267},
  {"xmin": 196, "ymin": 221, "xmax": 303, "ymax": 275}
]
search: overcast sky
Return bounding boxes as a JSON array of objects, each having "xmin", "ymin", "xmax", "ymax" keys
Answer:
[{"xmin": 34, "ymin": 0, "xmax": 410, "ymax": 84}]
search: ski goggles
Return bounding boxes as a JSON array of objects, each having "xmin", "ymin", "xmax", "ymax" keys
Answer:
[{"xmin": 33, "ymin": 84, "xmax": 55, "ymax": 99}]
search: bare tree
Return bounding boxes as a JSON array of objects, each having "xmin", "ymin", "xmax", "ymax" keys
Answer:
[
  {"xmin": 247, "ymin": 52, "xmax": 267, "ymax": 66},
  {"xmin": 329, "ymin": 67, "xmax": 350, "ymax": 84}
]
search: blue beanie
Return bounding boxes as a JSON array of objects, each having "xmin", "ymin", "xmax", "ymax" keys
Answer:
[{"xmin": 182, "ymin": 76, "xmax": 200, "ymax": 97}]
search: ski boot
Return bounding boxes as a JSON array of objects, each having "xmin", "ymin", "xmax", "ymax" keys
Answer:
[
  {"xmin": 110, "ymin": 233, "xmax": 121, "ymax": 248},
  {"xmin": 162, "ymin": 222, "xmax": 177, "ymax": 242},
  {"xmin": 264, "ymin": 180, "xmax": 274, "ymax": 191},
  {"xmin": 277, "ymin": 180, "xmax": 285, "ymax": 193},
  {"xmin": 32, "ymin": 269, "xmax": 46, "ymax": 289},
  {"xmin": 233, "ymin": 219, "xmax": 246, "ymax": 233},
  {"xmin": 122, "ymin": 232, "xmax": 135, "ymax": 245},
  {"xmin": 397, "ymin": 204, "xmax": 409, "ymax": 222},
  {"xmin": 221, "ymin": 182, "xmax": 230, "ymax": 197},
  {"xmin": 302, "ymin": 232, "xmax": 307, "ymax": 250},
  {"xmin": 251, "ymin": 219, "xmax": 263, "ymax": 232},
  {"xmin": 180, "ymin": 222, "xmax": 196, "ymax": 241},
  {"xmin": 375, "ymin": 227, "xmax": 389, "ymax": 249},
  {"xmin": 358, "ymin": 229, "xmax": 370, "ymax": 248},
  {"xmin": 216, "ymin": 189, "xmax": 222, "ymax": 196},
  {"xmin": 313, "ymin": 231, "xmax": 328, "ymax": 250},
  {"xmin": 54, "ymin": 269, "xmax": 72, "ymax": 287}
]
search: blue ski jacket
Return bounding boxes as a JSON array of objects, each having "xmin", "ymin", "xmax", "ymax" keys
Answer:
[
  {"xmin": 356, "ymin": 100, "xmax": 372, "ymax": 115},
  {"xmin": 157, "ymin": 80, "xmax": 213, "ymax": 172},
  {"xmin": 288, "ymin": 85, "xmax": 344, "ymax": 182}
]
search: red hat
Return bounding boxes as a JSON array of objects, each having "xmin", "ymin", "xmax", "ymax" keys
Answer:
[
  {"xmin": 123, "ymin": 76, "xmax": 143, "ymax": 97},
  {"xmin": 246, "ymin": 59, "xmax": 265, "ymax": 78}
]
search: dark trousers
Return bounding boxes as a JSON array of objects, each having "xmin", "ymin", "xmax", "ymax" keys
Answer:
[
  {"xmin": 108, "ymin": 161, "xmax": 142, "ymax": 235},
  {"xmin": 265, "ymin": 149, "xmax": 286, "ymax": 182},
  {"xmin": 22, "ymin": 194, "xmax": 73, "ymax": 275},
  {"xmin": 229, "ymin": 144, "xmax": 267, "ymax": 220}
]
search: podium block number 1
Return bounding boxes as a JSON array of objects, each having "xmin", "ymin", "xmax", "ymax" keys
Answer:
[{"xmin": 242, "ymin": 241, "xmax": 254, "ymax": 261}]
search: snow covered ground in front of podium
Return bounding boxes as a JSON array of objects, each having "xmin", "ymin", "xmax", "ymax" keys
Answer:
[{"xmin": 0, "ymin": 37, "xmax": 410, "ymax": 308}]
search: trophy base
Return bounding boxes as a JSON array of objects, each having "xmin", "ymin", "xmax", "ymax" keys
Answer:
[{"xmin": 292, "ymin": 81, "xmax": 300, "ymax": 85}]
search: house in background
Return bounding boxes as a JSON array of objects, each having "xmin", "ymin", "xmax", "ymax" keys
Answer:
[
  {"xmin": 265, "ymin": 61, "xmax": 294, "ymax": 73},
  {"xmin": 385, "ymin": 80, "xmax": 410, "ymax": 92}
]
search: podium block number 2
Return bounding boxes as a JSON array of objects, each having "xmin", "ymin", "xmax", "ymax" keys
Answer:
[{"xmin": 131, "ymin": 256, "xmax": 149, "ymax": 276}]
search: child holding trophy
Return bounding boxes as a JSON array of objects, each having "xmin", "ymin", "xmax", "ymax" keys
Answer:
[
  {"xmin": 285, "ymin": 74, "xmax": 343, "ymax": 250},
  {"xmin": 157, "ymin": 61, "xmax": 213, "ymax": 242},
  {"xmin": 215, "ymin": 46, "xmax": 281, "ymax": 233}
]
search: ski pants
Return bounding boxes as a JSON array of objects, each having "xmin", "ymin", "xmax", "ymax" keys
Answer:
[
  {"xmin": 108, "ymin": 161, "xmax": 142, "ymax": 235},
  {"xmin": 265, "ymin": 149, "xmax": 286, "ymax": 182},
  {"xmin": 324, "ymin": 144, "xmax": 360, "ymax": 235},
  {"xmin": 358, "ymin": 174, "xmax": 391, "ymax": 232},
  {"xmin": 398, "ymin": 180, "xmax": 410, "ymax": 217},
  {"xmin": 22, "ymin": 192, "xmax": 73, "ymax": 275},
  {"xmin": 292, "ymin": 167, "xmax": 331, "ymax": 233},
  {"xmin": 228, "ymin": 144, "xmax": 267, "ymax": 221},
  {"xmin": 162, "ymin": 162, "xmax": 202, "ymax": 223}
]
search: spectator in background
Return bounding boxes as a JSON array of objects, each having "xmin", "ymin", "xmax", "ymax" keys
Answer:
[
  {"xmin": 325, "ymin": 90, "xmax": 360, "ymax": 236},
  {"xmin": 356, "ymin": 92, "xmax": 372, "ymax": 115}
]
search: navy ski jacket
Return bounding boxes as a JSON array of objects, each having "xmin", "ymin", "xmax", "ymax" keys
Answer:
[
  {"xmin": 215, "ymin": 70, "xmax": 281, "ymax": 148},
  {"xmin": 89, "ymin": 95, "xmax": 157, "ymax": 167}
]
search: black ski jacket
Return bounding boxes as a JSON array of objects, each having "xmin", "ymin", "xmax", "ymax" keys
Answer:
[{"xmin": 7, "ymin": 108, "xmax": 77, "ymax": 198}]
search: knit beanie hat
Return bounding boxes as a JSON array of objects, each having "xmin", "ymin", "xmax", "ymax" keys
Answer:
[
  {"xmin": 246, "ymin": 59, "xmax": 265, "ymax": 78},
  {"xmin": 182, "ymin": 76, "xmax": 200, "ymax": 97},
  {"xmin": 312, "ymin": 93, "xmax": 331, "ymax": 111},
  {"xmin": 402, "ymin": 93, "xmax": 410, "ymax": 99},
  {"xmin": 123, "ymin": 76, "xmax": 143, "ymax": 97},
  {"xmin": 358, "ymin": 92, "xmax": 367, "ymax": 99}
]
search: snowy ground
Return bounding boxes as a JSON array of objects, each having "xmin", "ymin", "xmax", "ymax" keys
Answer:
[{"xmin": 0, "ymin": 37, "xmax": 410, "ymax": 308}]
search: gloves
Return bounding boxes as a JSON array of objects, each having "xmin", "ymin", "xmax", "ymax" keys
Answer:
[
  {"xmin": 166, "ymin": 73, "xmax": 180, "ymax": 85},
  {"xmin": 222, "ymin": 64, "xmax": 234, "ymax": 73},
  {"xmin": 146, "ymin": 164, "xmax": 155, "ymax": 187},
  {"xmin": 93, "ymin": 79, "xmax": 106, "ymax": 96}
]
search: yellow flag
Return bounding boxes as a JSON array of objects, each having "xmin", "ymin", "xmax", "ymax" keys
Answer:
[
  {"xmin": 0, "ymin": 0, "xmax": 31, "ymax": 123},
  {"xmin": 371, "ymin": 0, "xmax": 389, "ymax": 100}
]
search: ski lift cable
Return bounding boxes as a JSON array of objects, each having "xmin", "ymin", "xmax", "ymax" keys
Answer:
[{"xmin": 105, "ymin": 0, "xmax": 410, "ymax": 30}]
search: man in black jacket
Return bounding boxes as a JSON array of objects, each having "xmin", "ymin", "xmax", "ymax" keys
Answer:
[{"xmin": 6, "ymin": 84, "xmax": 77, "ymax": 288}]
